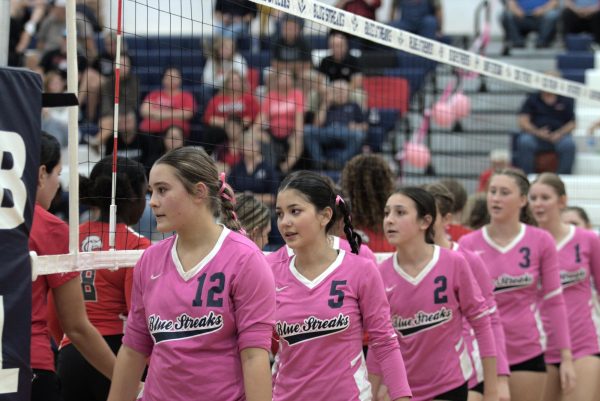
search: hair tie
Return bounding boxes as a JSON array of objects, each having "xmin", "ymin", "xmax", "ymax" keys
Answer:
[{"xmin": 335, "ymin": 195, "xmax": 345, "ymax": 206}]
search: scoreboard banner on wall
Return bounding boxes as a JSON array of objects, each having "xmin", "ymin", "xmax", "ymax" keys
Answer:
[{"xmin": 0, "ymin": 67, "xmax": 42, "ymax": 401}]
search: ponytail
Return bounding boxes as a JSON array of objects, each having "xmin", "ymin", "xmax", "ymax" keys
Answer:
[
  {"xmin": 217, "ymin": 172, "xmax": 245, "ymax": 234},
  {"xmin": 335, "ymin": 195, "xmax": 361, "ymax": 255}
]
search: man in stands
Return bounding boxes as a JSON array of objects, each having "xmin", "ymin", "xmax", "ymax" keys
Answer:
[
  {"xmin": 271, "ymin": 15, "xmax": 312, "ymax": 76},
  {"xmin": 562, "ymin": 0, "xmax": 600, "ymax": 45},
  {"xmin": 515, "ymin": 82, "xmax": 576, "ymax": 175},
  {"xmin": 389, "ymin": 0, "xmax": 443, "ymax": 40},
  {"xmin": 501, "ymin": 0, "xmax": 560, "ymax": 51}
]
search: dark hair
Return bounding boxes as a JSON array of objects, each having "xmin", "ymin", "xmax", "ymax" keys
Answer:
[
  {"xmin": 423, "ymin": 183, "xmax": 455, "ymax": 217},
  {"xmin": 563, "ymin": 206, "xmax": 591, "ymax": 226},
  {"xmin": 439, "ymin": 179, "xmax": 467, "ymax": 214},
  {"xmin": 491, "ymin": 167, "xmax": 536, "ymax": 225},
  {"xmin": 341, "ymin": 154, "xmax": 395, "ymax": 233},
  {"xmin": 80, "ymin": 156, "xmax": 147, "ymax": 225},
  {"xmin": 154, "ymin": 146, "xmax": 242, "ymax": 232},
  {"xmin": 40, "ymin": 131, "xmax": 61, "ymax": 173},
  {"xmin": 235, "ymin": 193, "xmax": 271, "ymax": 233},
  {"xmin": 279, "ymin": 170, "xmax": 361, "ymax": 254},
  {"xmin": 393, "ymin": 187, "xmax": 437, "ymax": 244},
  {"xmin": 462, "ymin": 193, "xmax": 489, "ymax": 229}
]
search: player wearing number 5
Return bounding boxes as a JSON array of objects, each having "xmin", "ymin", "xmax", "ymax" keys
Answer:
[
  {"xmin": 271, "ymin": 171, "xmax": 411, "ymax": 401},
  {"xmin": 369, "ymin": 187, "xmax": 498, "ymax": 401},
  {"xmin": 459, "ymin": 168, "xmax": 575, "ymax": 401},
  {"xmin": 107, "ymin": 147, "xmax": 276, "ymax": 401}
]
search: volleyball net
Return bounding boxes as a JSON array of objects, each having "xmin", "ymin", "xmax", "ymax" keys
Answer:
[{"xmin": 31, "ymin": 0, "xmax": 600, "ymax": 276}]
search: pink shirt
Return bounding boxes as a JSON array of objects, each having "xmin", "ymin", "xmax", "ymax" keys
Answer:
[
  {"xmin": 267, "ymin": 236, "xmax": 377, "ymax": 265},
  {"xmin": 123, "ymin": 228, "xmax": 276, "ymax": 401},
  {"xmin": 459, "ymin": 224, "xmax": 570, "ymax": 365},
  {"xmin": 452, "ymin": 243, "xmax": 509, "ymax": 385},
  {"xmin": 270, "ymin": 250, "xmax": 411, "ymax": 401},
  {"xmin": 261, "ymin": 89, "xmax": 303, "ymax": 139},
  {"xmin": 545, "ymin": 226, "xmax": 600, "ymax": 363},
  {"xmin": 368, "ymin": 246, "xmax": 495, "ymax": 401}
]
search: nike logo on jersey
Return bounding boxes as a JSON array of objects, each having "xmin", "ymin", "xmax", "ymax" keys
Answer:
[
  {"xmin": 276, "ymin": 313, "xmax": 350, "ymax": 345},
  {"xmin": 493, "ymin": 273, "xmax": 534, "ymax": 293},
  {"xmin": 385, "ymin": 285, "xmax": 396, "ymax": 293},
  {"xmin": 150, "ymin": 273, "xmax": 161, "ymax": 280},
  {"xmin": 391, "ymin": 307, "xmax": 453, "ymax": 337},
  {"xmin": 560, "ymin": 268, "xmax": 587, "ymax": 288},
  {"xmin": 276, "ymin": 286, "xmax": 289, "ymax": 292},
  {"xmin": 148, "ymin": 311, "xmax": 223, "ymax": 343}
]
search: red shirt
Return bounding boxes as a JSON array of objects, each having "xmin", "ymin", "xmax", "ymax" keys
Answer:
[
  {"xmin": 138, "ymin": 90, "xmax": 197, "ymax": 136},
  {"xmin": 60, "ymin": 222, "xmax": 151, "ymax": 347},
  {"xmin": 203, "ymin": 93, "xmax": 259, "ymax": 125},
  {"xmin": 341, "ymin": 0, "xmax": 381, "ymax": 20},
  {"xmin": 478, "ymin": 168, "xmax": 493, "ymax": 192},
  {"xmin": 446, "ymin": 223, "xmax": 472, "ymax": 242},
  {"xmin": 261, "ymin": 89, "xmax": 303, "ymax": 139},
  {"xmin": 357, "ymin": 226, "xmax": 396, "ymax": 253},
  {"xmin": 29, "ymin": 204, "xmax": 79, "ymax": 371}
]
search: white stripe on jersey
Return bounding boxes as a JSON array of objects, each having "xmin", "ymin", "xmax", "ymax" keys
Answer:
[
  {"xmin": 457, "ymin": 338, "xmax": 474, "ymax": 381},
  {"xmin": 533, "ymin": 303, "xmax": 548, "ymax": 351},
  {"xmin": 590, "ymin": 286, "xmax": 600, "ymax": 352},
  {"xmin": 473, "ymin": 308, "xmax": 493, "ymax": 321},
  {"xmin": 351, "ymin": 351, "xmax": 371, "ymax": 401},
  {"xmin": 543, "ymin": 287, "xmax": 563, "ymax": 301}
]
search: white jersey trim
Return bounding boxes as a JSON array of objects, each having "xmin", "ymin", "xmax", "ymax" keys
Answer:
[
  {"xmin": 556, "ymin": 225, "xmax": 575, "ymax": 251},
  {"xmin": 351, "ymin": 351, "xmax": 371, "ymax": 401},
  {"xmin": 392, "ymin": 245, "xmax": 440, "ymax": 286},
  {"xmin": 289, "ymin": 250, "xmax": 345, "ymax": 289},
  {"xmin": 285, "ymin": 236, "xmax": 341, "ymax": 257},
  {"xmin": 482, "ymin": 224, "xmax": 526, "ymax": 254},
  {"xmin": 543, "ymin": 287, "xmax": 563, "ymax": 300},
  {"xmin": 171, "ymin": 226, "xmax": 230, "ymax": 281}
]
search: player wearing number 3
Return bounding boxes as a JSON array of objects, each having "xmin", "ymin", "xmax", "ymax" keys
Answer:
[
  {"xmin": 107, "ymin": 147, "xmax": 276, "ymax": 401},
  {"xmin": 459, "ymin": 168, "xmax": 575, "ymax": 401},
  {"xmin": 270, "ymin": 171, "xmax": 411, "ymax": 401}
]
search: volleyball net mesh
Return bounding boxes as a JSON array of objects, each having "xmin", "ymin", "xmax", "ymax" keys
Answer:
[{"xmin": 32, "ymin": 0, "xmax": 600, "ymax": 276}]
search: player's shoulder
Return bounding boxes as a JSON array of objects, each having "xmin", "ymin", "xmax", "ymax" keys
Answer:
[
  {"xmin": 223, "ymin": 229, "xmax": 265, "ymax": 256},
  {"xmin": 523, "ymin": 224, "xmax": 555, "ymax": 245},
  {"xmin": 574, "ymin": 226, "xmax": 599, "ymax": 243},
  {"xmin": 458, "ymin": 228, "xmax": 483, "ymax": 245}
]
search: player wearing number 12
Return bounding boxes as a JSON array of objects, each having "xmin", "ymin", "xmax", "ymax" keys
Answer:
[
  {"xmin": 107, "ymin": 147, "xmax": 276, "ymax": 401},
  {"xmin": 271, "ymin": 171, "xmax": 411, "ymax": 401}
]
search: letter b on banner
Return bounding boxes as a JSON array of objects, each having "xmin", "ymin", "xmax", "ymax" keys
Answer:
[{"xmin": 0, "ymin": 131, "xmax": 27, "ymax": 229}]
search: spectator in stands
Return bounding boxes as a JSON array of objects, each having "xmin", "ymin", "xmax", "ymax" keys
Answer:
[
  {"xmin": 515, "ymin": 85, "xmax": 576, "ymax": 174},
  {"xmin": 439, "ymin": 178, "xmax": 472, "ymax": 240},
  {"xmin": 253, "ymin": 70, "xmax": 304, "ymax": 173},
  {"xmin": 501, "ymin": 0, "xmax": 560, "ymax": 51},
  {"xmin": 478, "ymin": 149, "xmax": 511, "ymax": 192},
  {"xmin": 228, "ymin": 130, "xmax": 279, "ymax": 206},
  {"xmin": 317, "ymin": 31, "xmax": 366, "ymax": 108},
  {"xmin": 138, "ymin": 67, "xmax": 197, "ymax": 138},
  {"xmin": 336, "ymin": 0, "xmax": 381, "ymax": 21},
  {"xmin": 562, "ymin": 206, "xmax": 593, "ymax": 229},
  {"xmin": 202, "ymin": 36, "xmax": 248, "ymax": 89},
  {"xmin": 389, "ymin": 0, "xmax": 442, "ymax": 40},
  {"xmin": 163, "ymin": 125, "xmax": 185, "ymax": 152},
  {"xmin": 341, "ymin": 154, "xmax": 396, "ymax": 252},
  {"xmin": 562, "ymin": 0, "xmax": 600, "ymax": 45},
  {"xmin": 214, "ymin": 0, "xmax": 258, "ymax": 38},
  {"xmin": 462, "ymin": 192, "xmax": 489, "ymax": 230},
  {"xmin": 42, "ymin": 70, "xmax": 75, "ymax": 148},
  {"xmin": 36, "ymin": 0, "xmax": 67, "ymax": 54},
  {"xmin": 9, "ymin": 0, "xmax": 46, "ymax": 67},
  {"xmin": 214, "ymin": 116, "xmax": 246, "ymax": 172},
  {"xmin": 298, "ymin": 69, "xmax": 327, "ymax": 125},
  {"xmin": 588, "ymin": 118, "xmax": 600, "ymax": 135},
  {"xmin": 94, "ymin": 32, "xmax": 128, "ymax": 78},
  {"xmin": 304, "ymin": 80, "xmax": 367, "ymax": 170},
  {"xmin": 202, "ymin": 70, "xmax": 259, "ymax": 153},
  {"xmin": 271, "ymin": 15, "xmax": 312, "ymax": 76}
]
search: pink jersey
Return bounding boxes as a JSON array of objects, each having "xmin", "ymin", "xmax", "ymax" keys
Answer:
[
  {"xmin": 270, "ymin": 250, "xmax": 411, "ymax": 401},
  {"xmin": 459, "ymin": 224, "xmax": 570, "ymax": 366},
  {"xmin": 123, "ymin": 227, "xmax": 276, "ymax": 401},
  {"xmin": 266, "ymin": 236, "xmax": 377, "ymax": 265},
  {"xmin": 368, "ymin": 246, "xmax": 495, "ymax": 401},
  {"xmin": 544, "ymin": 226, "xmax": 600, "ymax": 363},
  {"xmin": 452, "ymin": 242, "xmax": 509, "ymax": 386}
]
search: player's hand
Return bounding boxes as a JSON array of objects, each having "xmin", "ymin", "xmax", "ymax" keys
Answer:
[
  {"xmin": 560, "ymin": 358, "xmax": 576, "ymax": 394},
  {"xmin": 376, "ymin": 384, "xmax": 391, "ymax": 401},
  {"xmin": 498, "ymin": 375, "xmax": 511, "ymax": 401}
]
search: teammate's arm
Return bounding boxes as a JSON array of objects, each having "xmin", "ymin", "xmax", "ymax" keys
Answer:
[
  {"xmin": 53, "ymin": 277, "xmax": 116, "ymax": 379},
  {"xmin": 241, "ymin": 347, "xmax": 272, "ymax": 401},
  {"xmin": 107, "ymin": 345, "xmax": 147, "ymax": 401}
]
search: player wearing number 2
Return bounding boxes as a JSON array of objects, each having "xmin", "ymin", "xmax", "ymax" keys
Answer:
[
  {"xmin": 271, "ymin": 171, "xmax": 411, "ymax": 401},
  {"xmin": 57, "ymin": 156, "xmax": 151, "ymax": 401},
  {"xmin": 107, "ymin": 147, "xmax": 276, "ymax": 401},
  {"xmin": 459, "ymin": 168, "xmax": 575, "ymax": 401},
  {"xmin": 369, "ymin": 187, "xmax": 498, "ymax": 401}
]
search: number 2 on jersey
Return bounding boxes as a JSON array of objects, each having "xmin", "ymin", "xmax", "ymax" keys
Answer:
[
  {"xmin": 328, "ymin": 280, "xmax": 346, "ymax": 309},
  {"xmin": 193, "ymin": 272, "xmax": 225, "ymax": 307},
  {"xmin": 434, "ymin": 275, "xmax": 448, "ymax": 304}
]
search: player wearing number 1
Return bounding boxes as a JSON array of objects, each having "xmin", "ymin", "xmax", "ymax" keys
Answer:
[
  {"xmin": 369, "ymin": 187, "xmax": 498, "ymax": 401},
  {"xmin": 57, "ymin": 156, "xmax": 151, "ymax": 401},
  {"xmin": 107, "ymin": 147, "xmax": 276, "ymax": 401},
  {"xmin": 459, "ymin": 168, "xmax": 575, "ymax": 401},
  {"xmin": 271, "ymin": 171, "xmax": 411, "ymax": 401}
]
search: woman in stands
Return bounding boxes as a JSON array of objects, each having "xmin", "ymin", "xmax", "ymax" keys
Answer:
[
  {"xmin": 529, "ymin": 173, "xmax": 600, "ymax": 401},
  {"xmin": 202, "ymin": 36, "xmax": 248, "ymax": 89},
  {"xmin": 270, "ymin": 170, "xmax": 410, "ymax": 401},
  {"xmin": 341, "ymin": 154, "xmax": 396, "ymax": 252},
  {"xmin": 107, "ymin": 147, "xmax": 275, "ymax": 401},
  {"xmin": 459, "ymin": 168, "xmax": 575, "ymax": 401},
  {"xmin": 30, "ymin": 133, "xmax": 115, "ymax": 401},
  {"xmin": 370, "ymin": 186, "xmax": 498, "ymax": 401},
  {"xmin": 56, "ymin": 156, "xmax": 151, "ymax": 401}
]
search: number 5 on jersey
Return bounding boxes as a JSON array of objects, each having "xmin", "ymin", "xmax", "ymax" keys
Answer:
[{"xmin": 328, "ymin": 280, "xmax": 346, "ymax": 309}]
